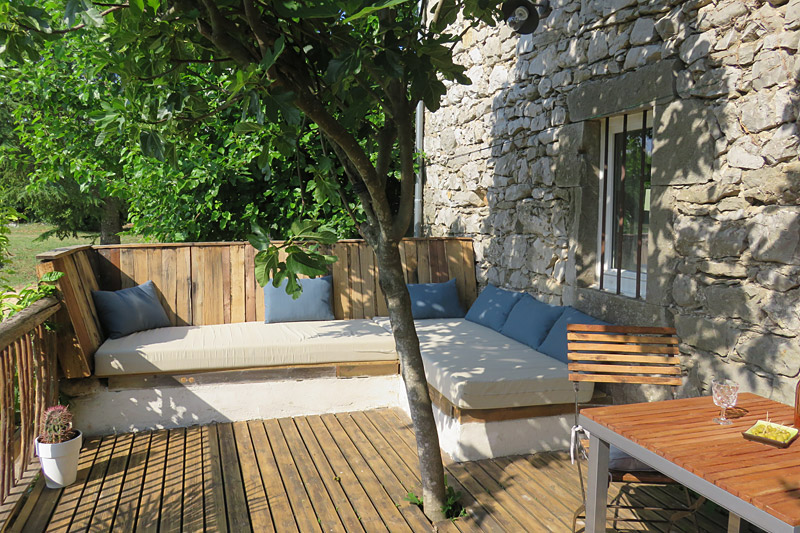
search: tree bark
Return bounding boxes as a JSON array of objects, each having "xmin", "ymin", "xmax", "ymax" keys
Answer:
[
  {"xmin": 373, "ymin": 237, "xmax": 447, "ymax": 523},
  {"xmin": 100, "ymin": 196, "xmax": 121, "ymax": 245}
]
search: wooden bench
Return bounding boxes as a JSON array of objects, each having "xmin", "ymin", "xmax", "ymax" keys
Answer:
[{"xmin": 37, "ymin": 238, "xmax": 478, "ymax": 381}]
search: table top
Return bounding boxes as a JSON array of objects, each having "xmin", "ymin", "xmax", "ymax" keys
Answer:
[{"xmin": 582, "ymin": 393, "xmax": 800, "ymax": 527}]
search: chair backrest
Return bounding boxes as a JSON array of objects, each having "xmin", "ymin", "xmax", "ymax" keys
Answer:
[{"xmin": 567, "ymin": 324, "xmax": 682, "ymax": 388}]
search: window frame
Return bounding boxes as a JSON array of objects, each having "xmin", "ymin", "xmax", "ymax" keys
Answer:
[{"xmin": 596, "ymin": 109, "xmax": 653, "ymax": 299}]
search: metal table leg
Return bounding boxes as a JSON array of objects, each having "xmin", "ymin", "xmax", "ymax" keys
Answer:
[{"xmin": 586, "ymin": 434, "xmax": 610, "ymax": 533}]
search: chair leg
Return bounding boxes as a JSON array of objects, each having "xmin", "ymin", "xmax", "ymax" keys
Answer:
[{"xmin": 572, "ymin": 502, "xmax": 585, "ymax": 533}]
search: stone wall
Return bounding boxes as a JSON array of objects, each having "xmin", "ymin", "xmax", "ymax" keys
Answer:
[{"xmin": 423, "ymin": 0, "xmax": 800, "ymax": 403}]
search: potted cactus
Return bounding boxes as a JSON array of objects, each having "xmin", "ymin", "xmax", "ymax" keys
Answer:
[{"xmin": 36, "ymin": 405, "xmax": 82, "ymax": 488}]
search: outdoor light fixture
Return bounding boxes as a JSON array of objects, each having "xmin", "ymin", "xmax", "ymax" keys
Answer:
[{"xmin": 501, "ymin": 0, "xmax": 551, "ymax": 34}]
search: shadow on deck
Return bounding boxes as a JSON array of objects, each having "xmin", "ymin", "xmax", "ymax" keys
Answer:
[{"xmin": 5, "ymin": 408, "xmax": 730, "ymax": 532}]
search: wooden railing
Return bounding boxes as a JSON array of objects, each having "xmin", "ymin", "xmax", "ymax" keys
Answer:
[{"xmin": 0, "ymin": 297, "xmax": 60, "ymax": 514}]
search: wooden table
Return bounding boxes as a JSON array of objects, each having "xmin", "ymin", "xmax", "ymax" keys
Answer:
[{"xmin": 580, "ymin": 393, "xmax": 800, "ymax": 533}]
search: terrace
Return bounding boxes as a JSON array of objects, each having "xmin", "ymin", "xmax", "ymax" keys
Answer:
[
  {"xmin": 3, "ymin": 409, "xmax": 730, "ymax": 532},
  {"xmin": 2, "ymin": 238, "xmax": 795, "ymax": 533}
]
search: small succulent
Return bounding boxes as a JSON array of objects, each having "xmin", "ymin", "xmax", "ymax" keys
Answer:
[{"xmin": 39, "ymin": 405, "xmax": 75, "ymax": 444}]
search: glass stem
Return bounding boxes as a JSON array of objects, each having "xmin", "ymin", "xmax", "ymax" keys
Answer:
[{"xmin": 720, "ymin": 407, "xmax": 727, "ymax": 421}]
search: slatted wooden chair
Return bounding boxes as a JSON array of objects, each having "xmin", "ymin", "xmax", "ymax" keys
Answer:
[{"xmin": 567, "ymin": 323, "xmax": 705, "ymax": 532}]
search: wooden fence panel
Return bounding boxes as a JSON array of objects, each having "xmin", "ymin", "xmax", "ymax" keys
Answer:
[{"xmin": 38, "ymin": 238, "xmax": 476, "ymax": 358}]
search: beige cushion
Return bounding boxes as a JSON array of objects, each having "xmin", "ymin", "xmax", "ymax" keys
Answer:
[
  {"xmin": 375, "ymin": 318, "xmax": 593, "ymax": 409},
  {"xmin": 94, "ymin": 320, "xmax": 396, "ymax": 377}
]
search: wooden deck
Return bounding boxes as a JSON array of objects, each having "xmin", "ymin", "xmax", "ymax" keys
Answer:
[{"xmin": 4, "ymin": 408, "xmax": 731, "ymax": 532}]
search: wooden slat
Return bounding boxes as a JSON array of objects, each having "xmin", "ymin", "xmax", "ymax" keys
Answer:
[
  {"xmin": 331, "ymin": 243, "xmax": 351, "ymax": 320},
  {"xmin": 135, "ymin": 429, "xmax": 168, "ymax": 532},
  {"xmin": 263, "ymin": 419, "xmax": 321, "ymax": 532},
  {"xmin": 132, "ymin": 248, "xmax": 149, "ymax": 286},
  {"xmin": 112, "ymin": 431, "xmax": 151, "ymax": 532},
  {"xmin": 201, "ymin": 425, "xmax": 228, "ymax": 533},
  {"xmin": 568, "ymin": 342, "xmax": 679, "ymax": 354},
  {"xmin": 230, "ymin": 245, "xmax": 247, "ymax": 323},
  {"xmin": 159, "ymin": 428, "xmax": 185, "ymax": 533},
  {"xmin": 95, "ymin": 247, "xmax": 121, "ymax": 291},
  {"xmin": 204, "ymin": 246, "xmax": 225, "ymax": 325},
  {"xmin": 568, "ymin": 353, "xmax": 680, "ymax": 364},
  {"xmin": 45, "ymin": 436, "xmax": 102, "ymax": 532},
  {"xmin": 401, "ymin": 241, "xmax": 418, "ymax": 284},
  {"xmin": 147, "ymin": 248, "xmax": 164, "ymax": 320},
  {"xmin": 118, "ymin": 248, "xmax": 135, "ymax": 289},
  {"xmin": 415, "ymin": 240, "xmax": 431, "ymax": 284},
  {"xmin": 244, "ymin": 244, "xmax": 257, "ymax": 323},
  {"xmin": 359, "ymin": 243, "xmax": 377, "ymax": 318},
  {"xmin": 248, "ymin": 421, "xmax": 297, "ymax": 533},
  {"xmin": 428, "ymin": 239, "xmax": 448, "ymax": 283},
  {"xmin": 88, "ymin": 433, "xmax": 135, "ymax": 530},
  {"xmin": 569, "ymin": 374, "xmax": 682, "ymax": 385},
  {"xmin": 181, "ymin": 425, "xmax": 205, "ymax": 532},
  {"xmin": 232, "ymin": 422, "xmax": 274, "ymax": 532},
  {"xmin": 217, "ymin": 423, "xmax": 250, "ymax": 532},
  {"xmin": 567, "ymin": 332, "xmax": 677, "ymax": 345},
  {"xmin": 567, "ymin": 363, "xmax": 682, "ymax": 375},
  {"xmin": 221, "ymin": 246, "xmax": 232, "ymax": 324},
  {"xmin": 349, "ymin": 244, "xmax": 365, "ymax": 320},
  {"xmin": 175, "ymin": 247, "xmax": 192, "ymax": 326},
  {"xmin": 160, "ymin": 248, "xmax": 178, "ymax": 326},
  {"xmin": 68, "ymin": 434, "xmax": 115, "ymax": 531},
  {"xmin": 567, "ymin": 323, "xmax": 676, "ymax": 335},
  {"xmin": 278, "ymin": 418, "xmax": 345, "ymax": 532},
  {"xmin": 292, "ymin": 418, "xmax": 365, "ymax": 532}
]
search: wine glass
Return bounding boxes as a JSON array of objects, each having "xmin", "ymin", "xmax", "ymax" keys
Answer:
[{"xmin": 712, "ymin": 378, "xmax": 739, "ymax": 425}]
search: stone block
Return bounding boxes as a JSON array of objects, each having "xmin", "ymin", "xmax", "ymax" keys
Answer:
[
  {"xmin": 554, "ymin": 122, "xmax": 599, "ymax": 188},
  {"xmin": 734, "ymin": 333, "xmax": 800, "ymax": 377},
  {"xmin": 742, "ymin": 162, "xmax": 800, "ymax": 205},
  {"xmin": 679, "ymin": 31, "xmax": 715, "ymax": 65},
  {"xmin": 704, "ymin": 283, "xmax": 762, "ymax": 323},
  {"xmin": 739, "ymin": 88, "xmax": 797, "ymax": 133},
  {"xmin": 675, "ymin": 182, "xmax": 740, "ymax": 204},
  {"xmin": 762, "ymin": 288, "xmax": 800, "ymax": 332},
  {"xmin": 756, "ymin": 267, "xmax": 800, "ymax": 292},
  {"xmin": 752, "ymin": 50, "xmax": 792, "ymax": 91},
  {"xmin": 630, "ymin": 18, "xmax": 657, "ymax": 45},
  {"xmin": 748, "ymin": 206, "xmax": 800, "ymax": 264},
  {"xmin": 675, "ymin": 314, "xmax": 740, "ymax": 356},
  {"xmin": 727, "ymin": 139, "xmax": 765, "ymax": 170},
  {"xmin": 567, "ymin": 59, "xmax": 680, "ymax": 122},
  {"xmin": 652, "ymin": 99, "xmax": 715, "ymax": 186},
  {"xmin": 708, "ymin": 226, "xmax": 748, "ymax": 258}
]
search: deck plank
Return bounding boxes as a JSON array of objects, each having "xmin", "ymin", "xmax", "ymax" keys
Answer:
[
  {"xmin": 159, "ymin": 427, "xmax": 186, "ymax": 533},
  {"xmin": 135, "ymin": 429, "xmax": 169, "ymax": 533},
  {"xmin": 112, "ymin": 431, "xmax": 151, "ymax": 532},
  {"xmin": 202, "ymin": 425, "xmax": 228, "ymax": 533},
  {"xmin": 232, "ymin": 421, "xmax": 274, "ymax": 532},
  {"xmin": 182, "ymin": 425, "xmax": 205, "ymax": 532},
  {"xmin": 263, "ymin": 418, "xmax": 322, "ymax": 533},
  {"xmin": 88, "ymin": 432, "xmax": 134, "ymax": 530},
  {"xmin": 6, "ymin": 408, "xmax": 737, "ymax": 533},
  {"xmin": 305, "ymin": 415, "xmax": 389, "ymax": 533},
  {"xmin": 293, "ymin": 417, "xmax": 365, "ymax": 533},
  {"xmin": 248, "ymin": 421, "xmax": 298, "ymax": 533},
  {"xmin": 217, "ymin": 423, "xmax": 251, "ymax": 533},
  {"xmin": 278, "ymin": 418, "xmax": 346, "ymax": 533},
  {"xmin": 319, "ymin": 413, "xmax": 413, "ymax": 533}
]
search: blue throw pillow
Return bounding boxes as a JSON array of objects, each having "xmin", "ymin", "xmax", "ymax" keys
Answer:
[
  {"xmin": 500, "ymin": 294, "xmax": 566, "ymax": 349},
  {"xmin": 538, "ymin": 307, "xmax": 608, "ymax": 364},
  {"xmin": 264, "ymin": 275, "xmax": 335, "ymax": 323},
  {"xmin": 465, "ymin": 284, "xmax": 524, "ymax": 332},
  {"xmin": 407, "ymin": 278, "xmax": 465, "ymax": 319},
  {"xmin": 92, "ymin": 280, "xmax": 171, "ymax": 339}
]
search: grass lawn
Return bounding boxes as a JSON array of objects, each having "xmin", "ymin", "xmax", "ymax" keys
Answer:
[{"xmin": 2, "ymin": 223, "xmax": 144, "ymax": 290}]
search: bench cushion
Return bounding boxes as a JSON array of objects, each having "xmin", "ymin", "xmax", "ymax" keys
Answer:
[
  {"xmin": 94, "ymin": 320, "xmax": 396, "ymax": 377},
  {"xmin": 375, "ymin": 318, "xmax": 594, "ymax": 410}
]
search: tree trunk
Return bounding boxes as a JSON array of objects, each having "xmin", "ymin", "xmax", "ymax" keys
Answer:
[
  {"xmin": 100, "ymin": 197, "xmax": 121, "ymax": 245},
  {"xmin": 374, "ymin": 238, "xmax": 447, "ymax": 523}
]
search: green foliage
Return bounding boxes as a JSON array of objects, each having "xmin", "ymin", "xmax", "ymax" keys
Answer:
[
  {"xmin": 0, "ymin": 206, "xmax": 20, "ymax": 269},
  {"xmin": 250, "ymin": 220, "xmax": 338, "ymax": 298},
  {"xmin": 0, "ymin": 270, "xmax": 63, "ymax": 321},
  {"xmin": 404, "ymin": 475, "xmax": 466, "ymax": 520}
]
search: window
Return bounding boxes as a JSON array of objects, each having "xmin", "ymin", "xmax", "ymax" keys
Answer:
[{"xmin": 597, "ymin": 110, "xmax": 653, "ymax": 299}]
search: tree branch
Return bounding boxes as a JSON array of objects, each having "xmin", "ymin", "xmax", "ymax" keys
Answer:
[
  {"xmin": 242, "ymin": 0, "xmax": 273, "ymax": 58},
  {"xmin": 387, "ymin": 83, "xmax": 415, "ymax": 241},
  {"xmin": 375, "ymin": 123, "xmax": 397, "ymax": 190},
  {"xmin": 196, "ymin": 0, "xmax": 256, "ymax": 65}
]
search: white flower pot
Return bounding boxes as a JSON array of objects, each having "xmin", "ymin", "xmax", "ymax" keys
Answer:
[{"xmin": 36, "ymin": 431, "xmax": 83, "ymax": 489}]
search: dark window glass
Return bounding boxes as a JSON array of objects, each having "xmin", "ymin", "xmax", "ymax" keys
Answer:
[{"xmin": 611, "ymin": 127, "xmax": 652, "ymax": 273}]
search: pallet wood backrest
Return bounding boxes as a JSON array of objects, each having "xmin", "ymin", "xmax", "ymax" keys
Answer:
[
  {"xmin": 35, "ymin": 246, "xmax": 101, "ymax": 378},
  {"xmin": 566, "ymin": 323, "xmax": 682, "ymax": 387},
  {"xmin": 39, "ymin": 238, "xmax": 477, "ymax": 369}
]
